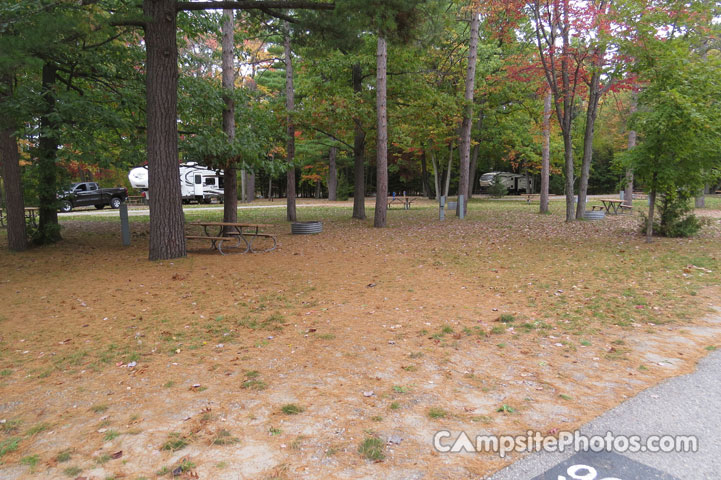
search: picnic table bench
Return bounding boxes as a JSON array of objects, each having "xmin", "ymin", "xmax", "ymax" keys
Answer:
[
  {"xmin": 387, "ymin": 196, "xmax": 416, "ymax": 210},
  {"xmin": 186, "ymin": 222, "xmax": 276, "ymax": 255},
  {"xmin": 0, "ymin": 207, "xmax": 39, "ymax": 229},
  {"xmin": 592, "ymin": 198, "xmax": 633, "ymax": 215}
]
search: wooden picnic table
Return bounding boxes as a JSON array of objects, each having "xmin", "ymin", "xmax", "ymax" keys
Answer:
[
  {"xmin": 186, "ymin": 222, "xmax": 276, "ymax": 255},
  {"xmin": 387, "ymin": 196, "xmax": 416, "ymax": 210},
  {"xmin": 593, "ymin": 198, "xmax": 632, "ymax": 215},
  {"xmin": 0, "ymin": 207, "xmax": 39, "ymax": 228}
]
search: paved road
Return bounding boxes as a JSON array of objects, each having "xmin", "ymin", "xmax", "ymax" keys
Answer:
[
  {"xmin": 59, "ymin": 203, "xmax": 347, "ymax": 218},
  {"xmin": 489, "ymin": 348, "xmax": 721, "ymax": 480}
]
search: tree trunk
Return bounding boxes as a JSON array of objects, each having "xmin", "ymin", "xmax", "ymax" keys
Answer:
[
  {"xmin": 352, "ymin": 63, "xmax": 366, "ymax": 219},
  {"xmin": 221, "ymin": 9, "xmax": 237, "ymax": 230},
  {"xmin": 0, "ymin": 127, "xmax": 26, "ymax": 251},
  {"xmin": 469, "ymin": 143, "xmax": 479, "ymax": 198},
  {"xmin": 374, "ymin": 35, "xmax": 388, "ymax": 228},
  {"xmin": 144, "ymin": 0, "xmax": 185, "ymax": 260},
  {"xmin": 431, "ymin": 151, "xmax": 440, "ymax": 199},
  {"xmin": 444, "ymin": 142, "xmax": 453, "ymax": 198},
  {"xmin": 284, "ymin": 24, "xmax": 296, "ymax": 221},
  {"xmin": 327, "ymin": 146, "xmax": 337, "ymax": 201},
  {"xmin": 695, "ymin": 184, "xmax": 707, "ymax": 208},
  {"xmin": 562, "ymin": 133, "xmax": 575, "ymax": 221},
  {"xmin": 540, "ymin": 91, "xmax": 551, "ymax": 213},
  {"xmin": 0, "ymin": 73, "xmax": 26, "ymax": 251},
  {"xmin": 246, "ymin": 172, "xmax": 255, "ymax": 202},
  {"xmin": 421, "ymin": 149, "xmax": 431, "ymax": 199},
  {"xmin": 624, "ymin": 91, "xmax": 637, "ymax": 206},
  {"xmin": 576, "ymin": 68, "xmax": 602, "ymax": 219},
  {"xmin": 268, "ymin": 175, "xmax": 272, "ymax": 200},
  {"xmin": 37, "ymin": 63, "xmax": 62, "ymax": 245},
  {"xmin": 240, "ymin": 169, "xmax": 246, "ymax": 202},
  {"xmin": 646, "ymin": 188, "xmax": 656, "ymax": 242},
  {"xmin": 458, "ymin": 8, "xmax": 480, "ymax": 216}
]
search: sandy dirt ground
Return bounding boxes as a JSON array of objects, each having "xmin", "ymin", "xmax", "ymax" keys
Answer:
[{"xmin": 1, "ymin": 201, "xmax": 720, "ymax": 480}]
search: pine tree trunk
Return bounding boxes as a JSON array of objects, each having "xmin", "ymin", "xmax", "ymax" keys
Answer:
[
  {"xmin": 221, "ymin": 9, "xmax": 237, "ymax": 229},
  {"xmin": 540, "ymin": 91, "xmax": 551, "ymax": 213},
  {"xmin": 328, "ymin": 146, "xmax": 337, "ymax": 201},
  {"xmin": 144, "ymin": 0, "xmax": 186, "ymax": 260},
  {"xmin": 431, "ymin": 152, "xmax": 440, "ymax": 199},
  {"xmin": 0, "ymin": 126, "xmax": 26, "ymax": 251},
  {"xmin": 37, "ymin": 63, "xmax": 62, "ymax": 245},
  {"xmin": 444, "ymin": 143, "xmax": 453, "ymax": 198},
  {"xmin": 469, "ymin": 143, "xmax": 479, "ymax": 198},
  {"xmin": 458, "ymin": 8, "xmax": 480, "ymax": 216},
  {"xmin": 284, "ymin": 25, "xmax": 296, "ymax": 222},
  {"xmin": 373, "ymin": 35, "xmax": 388, "ymax": 228},
  {"xmin": 352, "ymin": 63, "xmax": 366, "ymax": 219}
]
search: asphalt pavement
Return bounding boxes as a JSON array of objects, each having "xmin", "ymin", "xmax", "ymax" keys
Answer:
[{"xmin": 489, "ymin": 348, "xmax": 721, "ymax": 480}]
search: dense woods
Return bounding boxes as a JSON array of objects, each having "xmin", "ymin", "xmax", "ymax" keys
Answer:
[{"xmin": 1, "ymin": 0, "xmax": 720, "ymax": 257}]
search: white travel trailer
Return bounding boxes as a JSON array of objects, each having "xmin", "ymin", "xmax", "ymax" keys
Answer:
[
  {"xmin": 128, "ymin": 162, "xmax": 224, "ymax": 203},
  {"xmin": 479, "ymin": 172, "xmax": 533, "ymax": 194}
]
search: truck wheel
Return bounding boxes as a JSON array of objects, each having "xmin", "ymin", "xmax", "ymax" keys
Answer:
[
  {"xmin": 109, "ymin": 197, "xmax": 122, "ymax": 209},
  {"xmin": 59, "ymin": 200, "xmax": 72, "ymax": 213},
  {"xmin": 94, "ymin": 204, "xmax": 105, "ymax": 210}
]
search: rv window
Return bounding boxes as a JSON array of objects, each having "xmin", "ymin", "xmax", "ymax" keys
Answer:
[
  {"xmin": 205, "ymin": 178, "xmax": 215, "ymax": 186},
  {"xmin": 218, "ymin": 177, "xmax": 224, "ymax": 188},
  {"xmin": 195, "ymin": 175, "xmax": 202, "ymax": 185},
  {"xmin": 480, "ymin": 174, "xmax": 496, "ymax": 181}
]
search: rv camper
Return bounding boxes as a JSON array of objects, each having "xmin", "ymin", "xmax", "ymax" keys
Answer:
[
  {"xmin": 478, "ymin": 172, "xmax": 533, "ymax": 194},
  {"xmin": 128, "ymin": 162, "xmax": 224, "ymax": 203}
]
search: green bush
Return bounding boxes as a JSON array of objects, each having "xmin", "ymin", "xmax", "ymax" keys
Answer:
[
  {"xmin": 488, "ymin": 176, "xmax": 508, "ymax": 198},
  {"xmin": 641, "ymin": 189, "xmax": 706, "ymax": 238}
]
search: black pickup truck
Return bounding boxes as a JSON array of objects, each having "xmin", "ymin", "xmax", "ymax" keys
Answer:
[{"xmin": 58, "ymin": 182, "xmax": 128, "ymax": 212}]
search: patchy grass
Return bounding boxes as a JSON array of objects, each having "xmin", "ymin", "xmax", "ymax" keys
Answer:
[
  {"xmin": 161, "ymin": 433, "xmax": 189, "ymax": 452},
  {"xmin": 0, "ymin": 438, "xmax": 20, "ymax": 457},
  {"xmin": 280, "ymin": 404, "xmax": 304, "ymax": 415},
  {"xmin": 0, "ymin": 419, "xmax": 22, "ymax": 434},
  {"xmin": 212, "ymin": 430, "xmax": 240, "ymax": 445},
  {"xmin": 20, "ymin": 454, "xmax": 39, "ymax": 468},
  {"xmin": 63, "ymin": 466, "xmax": 82, "ymax": 477},
  {"xmin": 1, "ymin": 200, "xmax": 721, "ymax": 479},
  {"xmin": 90, "ymin": 404, "xmax": 109, "ymax": 414},
  {"xmin": 56, "ymin": 450, "xmax": 72, "ymax": 463},
  {"xmin": 427, "ymin": 407, "xmax": 448, "ymax": 419},
  {"xmin": 25, "ymin": 423, "xmax": 50, "ymax": 436},
  {"xmin": 358, "ymin": 436, "xmax": 385, "ymax": 461}
]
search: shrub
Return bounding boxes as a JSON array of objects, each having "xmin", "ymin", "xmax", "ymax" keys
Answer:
[
  {"xmin": 488, "ymin": 176, "xmax": 508, "ymax": 198},
  {"xmin": 641, "ymin": 189, "xmax": 706, "ymax": 238}
]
